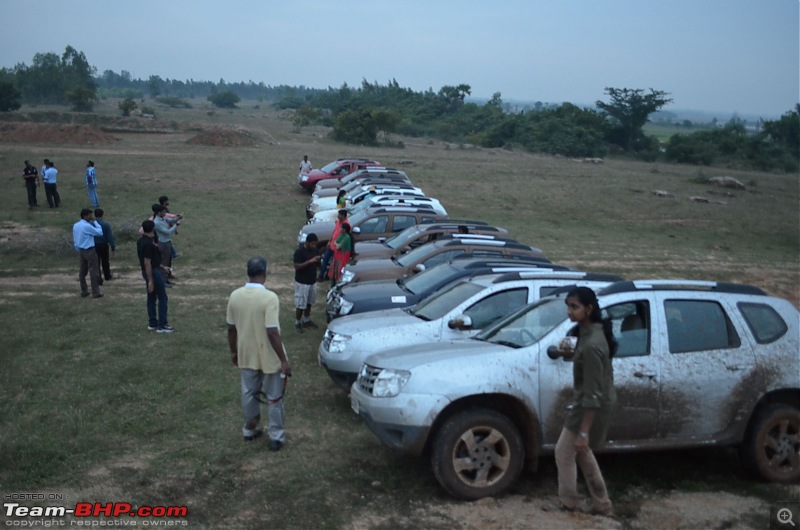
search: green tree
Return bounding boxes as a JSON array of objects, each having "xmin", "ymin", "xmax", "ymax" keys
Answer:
[
  {"xmin": 0, "ymin": 81, "xmax": 22, "ymax": 111},
  {"xmin": 331, "ymin": 109, "xmax": 379, "ymax": 145},
  {"xmin": 65, "ymin": 86, "xmax": 96, "ymax": 111},
  {"xmin": 292, "ymin": 105, "xmax": 319, "ymax": 130},
  {"xmin": 370, "ymin": 107, "xmax": 401, "ymax": 143},
  {"xmin": 596, "ymin": 87, "xmax": 672, "ymax": 151},
  {"xmin": 761, "ymin": 106, "xmax": 800, "ymax": 160},
  {"xmin": 118, "ymin": 97, "xmax": 138, "ymax": 116},
  {"xmin": 207, "ymin": 91, "xmax": 240, "ymax": 108}
]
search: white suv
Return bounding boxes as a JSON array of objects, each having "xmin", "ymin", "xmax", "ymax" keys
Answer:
[{"xmin": 350, "ymin": 280, "xmax": 800, "ymax": 500}]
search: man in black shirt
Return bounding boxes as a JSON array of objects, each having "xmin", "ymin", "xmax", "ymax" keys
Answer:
[
  {"xmin": 23, "ymin": 160, "xmax": 39, "ymax": 209},
  {"xmin": 293, "ymin": 232, "xmax": 321, "ymax": 332},
  {"xmin": 137, "ymin": 220, "xmax": 172, "ymax": 333}
]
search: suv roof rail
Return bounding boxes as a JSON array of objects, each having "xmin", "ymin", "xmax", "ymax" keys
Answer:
[
  {"xmin": 443, "ymin": 233, "xmax": 509, "ymax": 241},
  {"xmin": 338, "ymin": 158, "xmax": 379, "ymax": 163},
  {"xmin": 420, "ymin": 219, "xmax": 489, "ymax": 226},
  {"xmin": 599, "ymin": 279, "xmax": 767, "ymax": 296},
  {"xmin": 453, "ymin": 256, "xmax": 556, "ymax": 268},
  {"xmin": 492, "ymin": 271, "xmax": 624, "ymax": 283},
  {"xmin": 370, "ymin": 206, "xmax": 439, "ymax": 213}
]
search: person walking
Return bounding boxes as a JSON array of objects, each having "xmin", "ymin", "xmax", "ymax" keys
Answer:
[
  {"xmin": 137, "ymin": 220, "xmax": 173, "ymax": 333},
  {"xmin": 43, "ymin": 160, "xmax": 61, "ymax": 208},
  {"xmin": 23, "ymin": 160, "xmax": 39, "ymax": 209},
  {"xmin": 227, "ymin": 256, "xmax": 292, "ymax": 451},
  {"xmin": 553, "ymin": 286, "xmax": 616, "ymax": 516},
  {"xmin": 293, "ymin": 233, "xmax": 321, "ymax": 332},
  {"xmin": 72, "ymin": 208, "xmax": 103, "ymax": 298},
  {"xmin": 93, "ymin": 208, "xmax": 116, "ymax": 283},
  {"xmin": 299, "ymin": 155, "xmax": 312, "ymax": 174},
  {"xmin": 85, "ymin": 161, "xmax": 99, "ymax": 208}
]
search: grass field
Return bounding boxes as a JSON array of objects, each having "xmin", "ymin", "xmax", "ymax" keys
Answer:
[{"xmin": 0, "ymin": 99, "xmax": 797, "ymax": 529}]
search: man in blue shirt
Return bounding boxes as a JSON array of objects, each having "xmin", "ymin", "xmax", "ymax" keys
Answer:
[
  {"xmin": 85, "ymin": 161, "xmax": 99, "ymax": 208},
  {"xmin": 72, "ymin": 208, "xmax": 104, "ymax": 298}
]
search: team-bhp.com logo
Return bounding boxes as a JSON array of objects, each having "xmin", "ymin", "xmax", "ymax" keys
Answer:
[{"xmin": 4, "ymin": 501, "xmax": 188, "ymax": 526}]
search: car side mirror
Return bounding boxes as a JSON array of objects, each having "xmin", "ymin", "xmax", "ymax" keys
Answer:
[
  {"xmin": 412, "ymin": 263, "xmax": 426, "ymax": 274},
  {"xmin": 377, "ymin": 237, "xmax": 386, "ymax": 243},
  {"xmin": 352, "ymin": 227, "xmax": 361, "ymax": 234},
  {"xmin": 448, "ymin": 315, "xmax": 473, "ymax": 330}
]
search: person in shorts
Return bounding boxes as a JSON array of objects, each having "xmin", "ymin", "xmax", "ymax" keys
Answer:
[{"xmin": 293, "ymin": 232, "xmax": 321, "ymax": 333}]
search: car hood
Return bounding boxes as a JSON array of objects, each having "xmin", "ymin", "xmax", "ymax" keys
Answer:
[
  {"xmin": 300, "ymin": 220, "xmax": 335, "ymax": 241},
  {"xmin": 329, "ymin": 308, "xmax": 421, "ymax": 336},
  {"xmin": 350, "ymin": 241, "xmax": 392, "ymax": 260},
  {"xmin": 338, "ymin": 280, "xmax": 420, "ymax": 310},
  {"xmin": 365, "ymin": 339, "xmax": 512, "ymax": 371},
  {"xmin": 346, "ymin": 258, "xmax": 402, "ymax": 278}
]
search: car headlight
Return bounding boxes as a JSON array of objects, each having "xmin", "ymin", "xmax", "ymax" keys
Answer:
[
  {"xmin": 339, "ymin": 269, "xmax": 355, "ymax": 285},
  {"xmin": 297, "ymin": 232, "xmax": 307, "ymax": 244},
  {"xmin": 339, "ymin": 298, "xmax": 354, "ymax": 315},
  {"xmin": 327, "ymin": 332, "xmax": 350, "ymax": 354},
  {"xmin": 308, "ymin": 217, "xmax": 318, "ymax": 224},
  {"xmin": 372, "ymin": 368, "xmax": 411, "ymax": 397},
  {"xmin": 301, "ymin": 175, "xmax": 309, "ymax": 182}
]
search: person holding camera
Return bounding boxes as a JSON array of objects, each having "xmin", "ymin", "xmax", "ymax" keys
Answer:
[{"xmin": 553, "ymin": 286, "xmax": 616, "ymax": 516}]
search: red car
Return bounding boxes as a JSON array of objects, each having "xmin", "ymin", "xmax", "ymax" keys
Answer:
[{"xmin": 298, "ymin": 158, "xmax": 382, "ymax": 192}]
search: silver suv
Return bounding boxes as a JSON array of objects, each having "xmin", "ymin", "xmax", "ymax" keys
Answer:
[
  {"xmin": 320, "ymin": 270, "xmax": 621, "ymax": 390},
  {"xmin": 350, "ymin": 280, "xmax": 800, "ymax": 500}
]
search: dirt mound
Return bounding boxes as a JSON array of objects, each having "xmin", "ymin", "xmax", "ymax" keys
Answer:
[
  {"xmin": 0, "ymin": 122, "xmax": 118, "ymax": 145},
  {"xmin": 186, "ymin": 127, "xmax": 261, "ymax": 147}
]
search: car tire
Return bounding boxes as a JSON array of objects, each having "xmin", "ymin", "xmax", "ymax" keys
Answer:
[
  {"xmin": 431, "ymin": 408, "xmax": 524, "ymax": 500},
  {"xmin": 740, "ymin": 403, "xmax": 800, "ymax": 483}
]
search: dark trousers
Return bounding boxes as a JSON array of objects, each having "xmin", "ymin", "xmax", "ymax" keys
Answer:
[
  {"xmin": 78, "ymin": 247, "xmax": 102, "ymax": 296},
  {"xmin": 44, "ymin": 183, "xmax": 61, "ymax": 207},
  {"xmin": 95, "ymin": 242, "xmax": 112, "ymax": 280},
  {"xmin": 143, "ymin": 268, "xmax": 169, "ymax": 328},
  {"xmin": 25, "ymin": 180, "xmax": 38, "ymax": 207},
  {"xmin": 318, "ymin": 248, "xmax": 334, "ymax": 279}
]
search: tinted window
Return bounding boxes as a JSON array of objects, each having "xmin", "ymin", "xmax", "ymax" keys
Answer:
[
  {"xmin": 602, "ymin": 301, "xmax": 650, "ymax": 358},
  {"xmin": 392, "ymin": 215, "xmax": 416, "ymax": 233},
  {"xmin": 738, "ymin": 302, "xmax": 788, "ymax": 344},
  {"xmin": 359, "ymin": 215, "xmax": 388, "ymax": 234},
  {"xmin": 412, "ymin": 281, "xmax": 484, "ymax": 321},
  {"xmin": 421, "ymin": 216, "xmax": 439, "ymax": 223},
  {"xmin": 422, "ymin": 249, "xmax": 466, "ymax": 268},
  {"xmin": 665, "ymin": 300, "xmax": 740, "ymax": 354},
  {"xmin": 464, "ymin": 288, "xmax": 529, "ymax": 329}
]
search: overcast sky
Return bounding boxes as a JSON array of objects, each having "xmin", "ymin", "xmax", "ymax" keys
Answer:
[{"xmin": 1, "ymin": 0, "xmax": 797, "ymax": 117}]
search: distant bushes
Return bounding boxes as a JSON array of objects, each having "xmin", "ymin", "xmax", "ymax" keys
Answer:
[{"xmin": 156, "ymin": 96, "xmax": 192, "ymax": 108}]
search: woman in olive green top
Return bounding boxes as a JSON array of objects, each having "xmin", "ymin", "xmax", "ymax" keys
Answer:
[{"xmin": 555, "ymin": 286, "xmax": 617, "ymax": 516}]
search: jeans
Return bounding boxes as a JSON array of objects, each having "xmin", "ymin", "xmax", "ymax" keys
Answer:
[
  {"xmin": 318, "ymin": 248, "xmax": 334, "ymax": 279},
  {"xmin": 25, "ymin": 180, "xmax": 38, "ymax": 207},
  {"xmin": 143, "ymin": 268, "xmax": 168, "ymax": 328},
  {"xmin": 240, "ymin": 369, "xmax": 286, "ymax": 443},
  {"xmin": 86, "ymin": 185, "xmax": 99, "ymax": 208}
]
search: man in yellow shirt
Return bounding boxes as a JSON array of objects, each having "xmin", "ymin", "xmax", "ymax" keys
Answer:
[{"xmin": 226, "ymin": 256, "xmax": 292, "ymax": 451}]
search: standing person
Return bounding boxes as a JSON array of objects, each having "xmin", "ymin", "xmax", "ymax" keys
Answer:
[
  {"xmin": 329, "ymin": 222, "xmax": 352, "ymax": 287},
  {"xmin": 85, "ymin": 161, "xmax": 99, "ymax": 208},
  {"xmin": 153, "ymin": 204, "xmax": 179, "ymax": 281},
  {"xmin": 226, "ymin": 256, "xmax": 292, "ymax": 451},
  {"xmin": 298, "ymin": 154, "xmax": 312, "ymax": 174},
  {"xmin": 317, "ymin": 209, "xmax": 350, "ymax": 281},
  {"xmin": 23, "ymin": 160, "xmax": 39, "ymax": 209},
  {"xmin": 43, "ymin": 160, "xmax": 61, "ymax": 208},
  {"xmin": 137, "ymin": 220, "xmax": 173, "ymax": 333},
  {"xmin": 72, "ymin": 208, "xmax": 103, "ymax": 299},
  {"xmin": 335, "ymin": 189, "xmax": 347, "ymax": 210},
  {"xmin": 554, "ymin": 286, "xmax": 616, "ymax": 516},
  {"xmin": 93, "ymin": 208, "xmax": 116, "ymax": 283},
  {"xmin": 293, "ymin": 233, "xmax": 321, "ymax": 333},
  {"xmin": 158, "ymin": 195, "xmax": 183, "ymax": 258}
]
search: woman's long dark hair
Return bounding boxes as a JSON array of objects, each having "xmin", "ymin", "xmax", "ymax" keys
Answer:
[{"xmin": 567, "ymin": 286, "xmax": 618, "ymax": 358}]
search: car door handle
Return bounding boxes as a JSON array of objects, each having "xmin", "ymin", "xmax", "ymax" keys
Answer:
[
  {"xmin": 725, "ymin": 365, "xmax": 742, "ymax": 372},
  {"xmin": 633, "ymin": 371, "xmax": 656, "ymax": 380}
]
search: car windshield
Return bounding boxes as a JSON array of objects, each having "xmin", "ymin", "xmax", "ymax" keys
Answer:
[
  {"xmin": 396, "ymin": 242, "xmax": 444, "ymax": 267},
  {"xmin": 401, "ymin": 262, "xmax": 460, "ymax": 295},
  {"xmin": 385, "ymin": 226, "xmax": 425, "ymax": 250},
  {"xmin": 320, "ymin": 162, "xmax": 339, "ymax": 173},
  {"xmin": 411, "ymin": 281, "xmax": 484, "ymax": 321},
  {"xmin": 348, "ymin": 209, "xmax": 371, "ymax": 225},
  {"xmin": 474, "ymin": 297, "xmax": 566, "ymax": 348},
  {"xmin": 348, "ymin": 198, "xmax": 375, "ymax": 215}
]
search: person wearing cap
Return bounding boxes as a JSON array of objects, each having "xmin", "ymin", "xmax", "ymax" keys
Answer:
[
  {"xmin": 293, "ymin": 232, "xmax": 321, "ymax": 332},
  {"xmin": 85, "ymin": 161, "xmax": 99, "ymax": 208},
  {"xmin": 22, "ymin": 160, "xmax": 39, "ymax": 209}
]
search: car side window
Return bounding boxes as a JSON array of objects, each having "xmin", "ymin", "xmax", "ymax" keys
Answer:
[
  {"xmin": 421, "ymin": 216, "xmax": 439, "ymax": 223},
  {"xmin": 359, "ymin": 215, "xmax": 388, "ymax": 234},
  {"xmin": 392, "ymin": 215, "xmax": 416, "ymax": 233},
  {"xmin": 737, "ymin": 302, "xmax": 788, "ymax": 344},
  {"xmin": 423, "ymin": 249, "xmax": 466, "ymax": 268},
  {"xmin": 602, "ymin": 301, "xmax": 650, "ymax": 358},
  {"xmin": 464, "ymin": 288, "xmax": 528, "ymax": 329},
  {"xmin": 665, "ymin": 299, "xmax": 741, "ymax": 354},
  {"xmin": 471, "ymin": 250, "xmax": 503, "ymax": 257}
]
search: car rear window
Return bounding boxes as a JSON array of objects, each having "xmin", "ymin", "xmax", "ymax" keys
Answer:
[
  {"xmin": 665, "ymin": 300, "xmax": 741, "ymax": 354},
  {"xmin": 737, "ymin": 302, "xmax": 788, "ymax": 344}
]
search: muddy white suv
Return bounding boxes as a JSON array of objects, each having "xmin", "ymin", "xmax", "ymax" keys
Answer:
[{"xmin": 350, "ymin": 280, "xmax": 800, "ymax": 500}]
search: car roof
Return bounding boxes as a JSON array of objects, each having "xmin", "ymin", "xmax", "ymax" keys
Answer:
[
  {"xmin": 367, "ymin": 206, "xmax": 441, "ymax": 214},
  {"xmin": 599, "ymin": 279, "xmax": 767, "ymax": 296},
  {"xmin": 490, "ymin": 271, "xmax": 624, "ymax": 284}
]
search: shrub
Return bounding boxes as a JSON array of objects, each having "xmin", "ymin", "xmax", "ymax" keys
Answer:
[
  {"xmin": 207, "ymin": 91, "xmax": 240, "ymax": 108},
  {"xmin": 118, "ymin": 98, "xmax": 137, "ymax": 117},
  {"xmin": 155, "ymin": 96, "xmax": 192, "ymax": 108}
]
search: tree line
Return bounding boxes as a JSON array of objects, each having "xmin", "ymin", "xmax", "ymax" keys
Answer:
[{"xmin": 1, "ymin": 46, "xmax": 797, "ymax": 172}]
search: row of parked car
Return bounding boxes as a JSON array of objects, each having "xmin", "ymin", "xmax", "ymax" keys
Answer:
[{"xmin": 296, "ymin": 158, "xmax": 800, "ymax": 500}]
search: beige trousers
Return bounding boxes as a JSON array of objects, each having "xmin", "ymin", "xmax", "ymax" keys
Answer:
[{"xmin": 554, "ymin": 427, "xmax": 612, "ymax": 513}]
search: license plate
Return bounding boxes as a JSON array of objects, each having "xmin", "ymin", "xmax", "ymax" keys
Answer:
[{"xmin": 350, "ymin": 393, "xmax": 359, "ymax": 414}]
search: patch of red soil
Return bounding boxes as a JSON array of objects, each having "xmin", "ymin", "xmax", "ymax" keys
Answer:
[
  {"xmin": 0, "ymin": 123, "xmax": 118, "ymax": 145},
  {"xmin": 186, "ymin": 127, "xmax": 260, "ymax": 147}
]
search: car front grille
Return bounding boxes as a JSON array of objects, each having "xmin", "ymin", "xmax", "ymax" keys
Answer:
[
  {"xmin": 357, "ymin": 364, "xmax": 382, "ymax": 394},
  {"xmin": 322, "ymin": 329, "xmax": 333, "ymax": 351}
]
